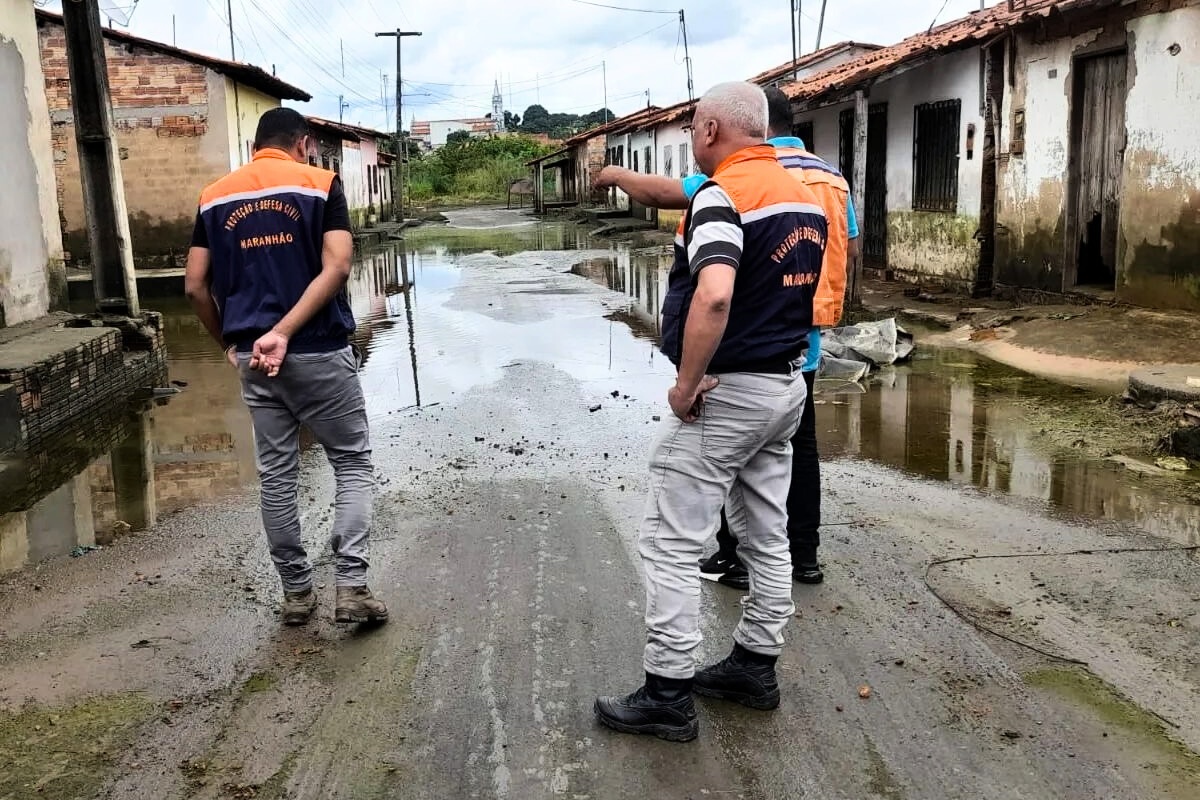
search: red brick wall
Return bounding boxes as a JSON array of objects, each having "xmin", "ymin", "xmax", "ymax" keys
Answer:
[
  {"xmin": 38, "ymin": 20, "xmax": 226, "ymax": 266},
  {"xmin": 38, "ymin": 22, "xmax": 209, "ymax": 112}
]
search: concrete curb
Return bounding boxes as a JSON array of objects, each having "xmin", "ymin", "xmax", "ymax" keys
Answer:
[{"xmin": 1128, "ymin": 365, "xmax": 1200, "ymax": 402}]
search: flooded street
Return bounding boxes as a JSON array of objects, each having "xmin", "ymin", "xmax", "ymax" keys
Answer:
[{"xmin": 2, "ymin": 209, "xmax": 1198, "ymax": 799}]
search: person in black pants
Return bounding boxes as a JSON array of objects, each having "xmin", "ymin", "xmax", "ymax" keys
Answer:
[{"xmin": 699, "ymin": 367, "xmax": 823, "ymax": 588}]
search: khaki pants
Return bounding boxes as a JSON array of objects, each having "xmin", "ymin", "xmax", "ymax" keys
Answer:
[{"xmin": 639, "ymin": 369, "xmax": 806, "ymax": 678}]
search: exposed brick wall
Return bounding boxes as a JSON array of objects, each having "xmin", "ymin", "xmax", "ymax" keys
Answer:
[
  {"xmin": 38, "ymin": 20, "xmax": 227, "ymax": 266},
  {"xmin": 38, "ymin": 23, "xmax": 208, "ymax": 112}
]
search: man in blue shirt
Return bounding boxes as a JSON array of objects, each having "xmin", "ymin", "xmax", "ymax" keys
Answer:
[{"xmin": 595, "ymin": 87, "xmax": 858, "ymax": 589}]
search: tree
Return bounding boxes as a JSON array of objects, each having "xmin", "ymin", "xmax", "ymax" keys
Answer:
[
  {"xmin": 503, "ymin": 110, "xmax": 521, "ymax": 129},
  {"xmin": 581, "ymin": 108, "xmax": 615, "ymax": 127},
  {"xmin": 445, "ymin": 130, "xmax": 473, "ymax": 146},
  {"xmin": 520, "ymin": 104, "xmax": 552, "ymax": 134}
]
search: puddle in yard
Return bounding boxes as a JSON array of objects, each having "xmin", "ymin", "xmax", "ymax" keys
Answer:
[{"xmin": 3, "ymin": 216, "xmax": 1199, "ymax": 574}]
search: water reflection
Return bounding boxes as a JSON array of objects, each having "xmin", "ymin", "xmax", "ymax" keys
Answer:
[
  {"xmin": 817, "ymin": 353, "xmax": 1200, "ymax": 545},
  {"xmin": 6, "ymin": 218, "xmax": 1199, "ymax": 573},
  {"xmin": 571, "ymin": 247, "xmax": 671, "ymax": 340}
]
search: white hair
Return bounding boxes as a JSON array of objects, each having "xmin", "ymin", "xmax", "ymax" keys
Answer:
[{"xmin": 697, "ymin": 82, "xmax": 768, "ymax": 138}]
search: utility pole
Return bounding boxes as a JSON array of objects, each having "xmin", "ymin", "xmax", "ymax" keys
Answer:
[
  {"xmin": 381, "ymin": 72, "xmax": 389, "ymax": 131},
  {"xmin": 797, "ymin": 0, "xmax": 803, "ymax": 57},
  {"xmin": 602, "ymin": 61, "xmax": 609, "ymax": 123},
  {"xmin": 225, "ymin": 0, "xmax": 243, "ymax": 165},
  {"xmin": 816, "ymin": 0, "xmax": 828, "ymax": 51},
  {"xmin": 60, "ymin": 0, "xmax": 139, "ymax": 315},
  {"xmin": 679, "ymin": 9, "xmax": 694, "ymax": 101},
  {"xmin": 375, "ymin": 29, "xmax": 422, "ymax": 223},
  {"xmin": 790, "ymin": 1, "xmax": 799, "ymax": 78},
  {"xmin": 338, "ymin": 95, "xmax": 350, "ymax": 123}
]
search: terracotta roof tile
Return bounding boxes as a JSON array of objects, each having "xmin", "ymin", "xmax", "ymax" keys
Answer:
[{"xmin": 782, "ymin": 0, "xmax": 1113, "ymax": 106}]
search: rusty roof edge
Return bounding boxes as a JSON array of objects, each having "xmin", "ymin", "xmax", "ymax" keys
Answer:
[{"xmin": 779, "ymin": 0, "xmax": 1108, "ymax": 108}]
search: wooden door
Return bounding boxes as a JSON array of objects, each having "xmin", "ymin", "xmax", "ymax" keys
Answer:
[{"xmin": 1068, "ymin": 51, "xmax": 1127, "ymax": 288}]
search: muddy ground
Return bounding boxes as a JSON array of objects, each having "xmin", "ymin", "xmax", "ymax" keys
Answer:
[{"xmin": 2, "ymin": 209, "xmax": 1198, "ymax": 800}]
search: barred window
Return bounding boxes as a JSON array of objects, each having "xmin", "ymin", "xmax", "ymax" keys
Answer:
[
  {"xmin": 679, "ymin": 144, "xmax": 690, "ymax": 177},
  {"xmin": 663, "ymin": 145, "xmax": 673, "ymax": 177},
  {"xmin": 912, "ymin": 99, "xmax": 961, "ymax": 212}
]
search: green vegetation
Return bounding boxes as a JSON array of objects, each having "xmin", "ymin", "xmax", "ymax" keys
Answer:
[
  {"xmin": 407, "ymin": 134, "xmax": 554, "ymax": 204},
  {"xmin": 0, "ymin": 693, "xmax": 154, "ymax": 800},
  {"xmin": 515, "ymin": 104, "xmax": 613, "ymax": 138}
]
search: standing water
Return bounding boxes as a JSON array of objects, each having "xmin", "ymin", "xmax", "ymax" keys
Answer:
[{"xmin": 2, "ymin": 213, "xmax": 1197, "ymax": 573}]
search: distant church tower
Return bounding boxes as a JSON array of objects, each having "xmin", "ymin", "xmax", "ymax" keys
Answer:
[{"xmin": 493, "ymin": 79, "xmax": 505, "ymax": 132}]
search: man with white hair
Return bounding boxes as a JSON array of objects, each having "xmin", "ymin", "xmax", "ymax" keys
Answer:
[{"xmin": 595, "ymin": 82, "xmax": 828, "ymax": 741}]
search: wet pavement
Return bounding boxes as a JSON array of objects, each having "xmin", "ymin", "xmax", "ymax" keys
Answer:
[{"xmin": 1, "ymin": 208, "xmax": 1198, "ymax": 799}]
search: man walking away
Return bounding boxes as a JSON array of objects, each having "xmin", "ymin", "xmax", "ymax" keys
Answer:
[
  {"xmin": 595, "ymin": 82, "xmax": 827, "ymax": 742},
  {"xmin": 594, "ymin": 85, "xmax": 857, "ymax": 589},
  {"xmin": 185, "ymin": 108, "xmax": 387, "ymax": 627}
]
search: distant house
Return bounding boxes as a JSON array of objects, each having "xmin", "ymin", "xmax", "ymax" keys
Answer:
[
  {"xmin": 410, "ymin": 117, "xmax": 496, "ymax": 151},
  {"xmin": 783, "ymin": 0, "xmax": 1200, "ymax": 311},
  {"xmin": 562, "ymin": 41, "xmax": 881, "ymax": 227},
  {"xmin": 35, "ymin": 10, "xmax": 310, "ymax": 268},
  {"xmin": 306, "ymin": 117, "xmax": 395, "ymax": 228}
]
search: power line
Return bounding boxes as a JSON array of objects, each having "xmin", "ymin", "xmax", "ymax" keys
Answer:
[{"xmin": 563, "ymin": 0, "xmax": 676, "ymax": 14}]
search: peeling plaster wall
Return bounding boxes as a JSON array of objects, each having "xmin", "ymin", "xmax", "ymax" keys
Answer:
[
  {"xmin": 795, "ymin": 48, "xmax": 985, "ymax": 288},
  {"xmin": 996, "ymin": 26, "xmax": 1105, "ymax": 292},
  {"xmin": 997, "ymin": 4, "xmax": 1200, "ymax": 310},
  {"xmin": 0, "ymin": 0, "xmax": 64, "ymax": 326},
  {"xmin": 1119, "ymin": 8, "xmax": 1200, "ymax": 309}
]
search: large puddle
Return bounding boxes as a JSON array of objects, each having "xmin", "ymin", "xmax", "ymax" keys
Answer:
[{"xmin": 3, "ymin": 215, "xmax": 1198, "ymax": 573}]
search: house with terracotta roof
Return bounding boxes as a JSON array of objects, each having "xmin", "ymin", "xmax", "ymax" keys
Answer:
[
  {"xmin": 35, "ymin": 10, "xmax": 310, "ymax": 268},
  {"xmin": 306, "ymin": 117, "xmax": 395, "ymax": 227},
  {"xmin": 783, "ymin": 0, "xmax": 1200, "ymax": 310}
]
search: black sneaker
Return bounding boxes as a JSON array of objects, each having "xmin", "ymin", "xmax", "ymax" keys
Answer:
[
  {"xmin": 693, "ymin": 643, "xmax": 780, "ymax": 710},
  {"xmin": 793, "ymin": 562, "xmax": 824, "ymax": 584},
  {"xmin": 594, "ymin": 673, "xmax": 698, "ymax": 742},
  {"xmin": 698, "ymin": 553, "xmax": 750, "ymax": 591},
  {"xmin": 792, "ymin": 545, "xmax": 824, "ymax": 585}
]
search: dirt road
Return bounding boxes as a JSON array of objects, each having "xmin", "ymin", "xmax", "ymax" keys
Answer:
[{"xmin": 2, "ymin": 210, "xmax": 1197, "ymax": 799}]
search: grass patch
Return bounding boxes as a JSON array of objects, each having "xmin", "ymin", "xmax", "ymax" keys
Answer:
[
  {"xmin": 0, "ymin": 693, "xmax": 154, "ymax": 800},
  {"xmin": 241, "ymin": 671, "xmax": 278, "ymax": 695},
  {"xmin": 1026, "ymin": 667, "xmax": 1200, "ymax": 793}
]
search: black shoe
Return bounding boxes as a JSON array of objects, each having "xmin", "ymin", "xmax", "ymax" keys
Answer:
[
  {"xmin": 698, "ymin": 553, "xmax": 750, "ymax": 591},
  {"xmin": 792, "ymin": 544, "xmax": 824, "ymax": 585},
  {"xmin": 793, "ymin": 562, "xmax": 824, "ymax": 584},
  {"xmin": 594, "ymin": 673, "xmax": 698, "ymax": 742},
  {"xmin": 694, "ymin": 643, "xmax": 780, "ymax": 710}
]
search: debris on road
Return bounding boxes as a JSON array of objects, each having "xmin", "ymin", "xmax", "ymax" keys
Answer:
[
  {"xmin": 70, "ymin": 544, "xmax": 101, "ymax": 557},
  {"xmin": 859, "ymin": 685, "xmax": 873, "ymax": 699},
  {"xmin": 1155, "ymin": 456, "xmax": 1191, "ymax": 471},
  {"xmin": 588, "ymin": 404, "xmax": 602, "ymax": 413}
]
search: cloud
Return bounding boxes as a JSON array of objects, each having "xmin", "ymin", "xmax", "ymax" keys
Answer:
[{"xmin": 40, "ymin": 0, "xmax": 992, "ymax": 130}]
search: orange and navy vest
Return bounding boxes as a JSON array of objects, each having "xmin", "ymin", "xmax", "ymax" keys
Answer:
[
  {"xmin": 773, "ymin": 146, "xmax": 850, "ymax": 327},
  {"xmin": 196, "ymin": 148, "xmax": 353, "ymax": 352},
  {"xmin": 661, "ymin": 145, "xmax": 827, "ymax": 373}
]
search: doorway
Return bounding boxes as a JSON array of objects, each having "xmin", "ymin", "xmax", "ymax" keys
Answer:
[
  {"xmin": 840, "ymin": 103, "xmax": 889, "ymax": 270},
  {"xmin": 1066, "ymin": 50, "xmax": 1128, "ymax": 289}
]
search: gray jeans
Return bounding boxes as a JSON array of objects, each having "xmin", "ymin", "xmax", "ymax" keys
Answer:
[
  {"xmin": 640, "ymin": 369, "xmax": 806, "ymax": 678},
  {"xmin": 239, "ymin": 347, "xmax": 374, "ymax": 592}
]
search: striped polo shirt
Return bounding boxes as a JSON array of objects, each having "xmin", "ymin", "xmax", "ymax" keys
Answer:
[{"xmin": 661, "ymin": 145, "xmax": 828, "ymax": 374}]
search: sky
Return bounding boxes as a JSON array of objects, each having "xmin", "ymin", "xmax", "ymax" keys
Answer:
[{"xmin": 39, "ymin": 0, "xmax": 993, "ymax": 132}]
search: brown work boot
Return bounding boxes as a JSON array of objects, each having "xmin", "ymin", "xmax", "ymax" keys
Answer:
[
  {"xmin": 281, "ymin": 588, "xmax": 318, "ymax": 626},
  {"xmin": 335, "ymin": 585, "xmax": 389, "ymax": 624}
]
